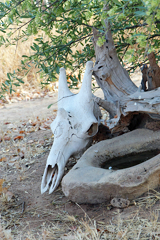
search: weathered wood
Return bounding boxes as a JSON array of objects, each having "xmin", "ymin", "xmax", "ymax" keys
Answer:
[
  {"xmin": 92, "ymin": 20, "xmax": 137, "ymax": 99},
  {"xmin": 92, "ymin": 15, "xmax": 160, "ymax": 132},
  {"xmin": 147, "ymin": 52, "xmax": 160, "ymax": 90},
  {"xmin": 141, "ymin": 64, "xmax": 148, "ymax": 91}
]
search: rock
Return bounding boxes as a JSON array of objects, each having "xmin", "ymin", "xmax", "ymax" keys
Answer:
[
  {"xmin": 62, "ymin": 129, "xmax": 160, "ymax": 204},
  {"xmin": 110, "ymin": 198, "xmax": 130, "ymax": 208}
]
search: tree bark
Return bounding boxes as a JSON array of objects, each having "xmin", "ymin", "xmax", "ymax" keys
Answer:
[
  {"xmin": 92, "ymin": 18, "xmax": 160, "ymax": 133},
  {"xmin": 147, "ymin": 52, "xmax": 160, "ymax": 90}
]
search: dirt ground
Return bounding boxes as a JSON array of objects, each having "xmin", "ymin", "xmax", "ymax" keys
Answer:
[{"xmin": 1, "ymin": 74, "xmax": 160, "ymax": 239}]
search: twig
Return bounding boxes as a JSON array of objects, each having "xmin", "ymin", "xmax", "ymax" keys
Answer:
[{"xmin": 22, "ymin": 201, "xmax": 25, "ymax": 213}]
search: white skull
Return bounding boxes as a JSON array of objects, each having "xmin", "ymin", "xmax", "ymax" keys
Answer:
[{"xmin": 41, "ymin": 61, "xmax": 99, "ymax": 194}]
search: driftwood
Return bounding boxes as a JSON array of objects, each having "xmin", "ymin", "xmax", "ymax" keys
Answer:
[{"xmin": 92, "ymin": 18, "xmax": 160, "ymax": 133}]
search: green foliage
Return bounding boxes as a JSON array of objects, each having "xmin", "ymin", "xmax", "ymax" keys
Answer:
[
  {"xmin": 0, "ymin": 0, "xmax": 160, "ymax": 97},
  {"xmin": 106, "ymin": 0, "xmax": 160, "ymax": 68}
]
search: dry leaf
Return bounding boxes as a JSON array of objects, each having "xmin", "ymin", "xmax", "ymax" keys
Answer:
[
  {"xmin": 3, "ymin": 190, "xmax": 14, "ymax": 202},
  {"xmin": 0, "ymin": 157, "xmax": 6, "ymax": 162},
  {"xmin": 16, "ymin": 92, "xmax": 20, "ymax": 97},
  {"xmin": 14, "ymin": 135, "xmax": 23, "ymax": 140},
  {"xmin": 19, "ymin": 130, "xmax": 25, "ymax": 134},
  {"xmin": 4, "ymin": 136, "xmax": 11, "ymax": 141},
  {"xmin": 31, "ymin": 122, "xmax": 37, "ymax": 126}
]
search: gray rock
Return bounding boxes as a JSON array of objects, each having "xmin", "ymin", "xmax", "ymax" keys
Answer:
[{"xmin": 62, "ymin": 129, "xmax": 160, "ymax": 204}]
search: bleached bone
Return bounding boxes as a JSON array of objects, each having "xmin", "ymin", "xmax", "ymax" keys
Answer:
[{"xmin": 41, "ymin": 61, "xmax": 99, "ymax": 194}]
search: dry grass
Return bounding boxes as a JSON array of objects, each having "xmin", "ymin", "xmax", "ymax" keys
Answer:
[
  {"xmin": 0, "ymin": 33, "xmax": 41, "ymax": 89},
  {"xmin": 1, "ymin": 200, "xmax": 160, "ymax": 240},
  {"xmin": 0, "ymin": 26, "xmax": 61, "ymax": 103}
]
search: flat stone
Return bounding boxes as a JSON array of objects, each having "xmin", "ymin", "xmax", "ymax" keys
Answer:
[{"xmin": 62, "ymin": 129, "xmax": 160, "ymax": 204}]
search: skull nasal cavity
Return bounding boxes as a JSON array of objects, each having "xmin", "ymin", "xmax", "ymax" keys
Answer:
[{"xmin": 87, "ymin": 123, "xmax": 98, "ymax": 137}]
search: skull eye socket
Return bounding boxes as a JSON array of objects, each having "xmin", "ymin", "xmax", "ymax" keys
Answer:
[{"xmin": 87, "ymin": 123, "xmax": 98, "ymax": 137}]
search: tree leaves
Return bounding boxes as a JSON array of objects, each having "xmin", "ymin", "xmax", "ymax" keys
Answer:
[{"xmin": 0, "ymin": 0, "xmax": 160, "ymax": 97}]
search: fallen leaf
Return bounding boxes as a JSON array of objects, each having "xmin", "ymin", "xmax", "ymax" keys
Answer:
[
  {"xmin": 6, "ymin": 130, "xmax": 11, "ymax": 134},
  {"xmin": 19, "ymin": 130, "xmax": 25, "ymax": 134},
  {"xmin": 4, "ymin": 136, "xmax": 11, "ymax": 141},
  {"xmin": 31, "ymin": 122, "xmax": 37, "ymax": 126},
  {"xmin": 0, "ymin": 157, "xmax": 6, "ymax": 162},
  {"xmin": 4, "ymin": 122, "xmax": 11, "ymax": 125},
  {"xmin": 2, "ymin": 189, "xmax": 14, "ymax": 202},
  {"xmin": 16, "ymin": 92, "xmax": 20, "ymax": 97},
  {"xmin": 14, "ymin": 135, "xmax": 24, "ymax": 140}
]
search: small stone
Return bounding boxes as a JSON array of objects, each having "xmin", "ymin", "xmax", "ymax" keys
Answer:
[
  {"xmin": 7, "ymin": 123, "xmax": 16, "ymax": 129},
  {"xmin": 94, "ymin": 150, "xmax": 98, "ymax": 153},
  {"xmin": 110, "ymin": 198, "xmax": 130, "ymax": 208}
]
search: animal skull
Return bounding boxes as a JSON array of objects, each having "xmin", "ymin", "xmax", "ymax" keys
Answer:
[{"xmin": 41, "ymin": 61, "xmax": 99, "ymax": 194}]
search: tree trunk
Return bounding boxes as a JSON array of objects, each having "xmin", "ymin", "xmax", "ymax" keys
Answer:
[
  {"xmin": 147, "ymin": 52, "xmax": 160, "ymax": 90},
  {"xmin": 92, "ymin": 18, "xmax": 160, "ymax": 134}
]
